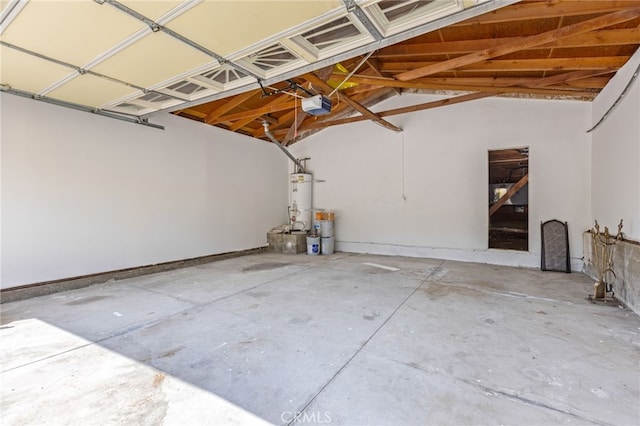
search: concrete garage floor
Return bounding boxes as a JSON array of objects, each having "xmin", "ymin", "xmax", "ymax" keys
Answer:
[{"xmin": 1, "ymin": 253, "xmax": 639, "ymax": 425}]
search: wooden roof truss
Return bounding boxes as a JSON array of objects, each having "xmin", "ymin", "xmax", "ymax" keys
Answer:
[{"xmin": 173, "ymin": 1, "xmax": 640, "ymax": 145}]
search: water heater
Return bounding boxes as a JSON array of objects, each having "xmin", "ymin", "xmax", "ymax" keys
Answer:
[{"xmin": 290, "ymin": 173, "xmax": 312, "ymax": 230}]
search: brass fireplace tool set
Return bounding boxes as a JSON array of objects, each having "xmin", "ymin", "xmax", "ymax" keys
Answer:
[{"xmin": 589, "ymin": 219, "xmax": 623, "ymax": 300}]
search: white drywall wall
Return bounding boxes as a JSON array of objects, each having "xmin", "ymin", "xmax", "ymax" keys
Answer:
[
  {"xmin": 291, "ymin": 93, "xmax": 591, "ymax": 269},
  {"xmin": 1, "ymin": 94, "xmax": 288, "ymax": 288},
  {"xmin": 591, "ymin": 48, "xmax": 640, "ymax": 241}
]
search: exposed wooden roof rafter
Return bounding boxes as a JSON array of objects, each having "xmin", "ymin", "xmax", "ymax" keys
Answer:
[
  {"xmin": 301, "ymin": 68, "xmax": 612, "ymax": 132},
  {"xmin": 382, "ymin": 57, "xmax": 628, "ymax": 73},
  {"xmin": 210, "ymin": 99, "xmax": 298, "ymax": 125},
  {"xmin": 228, "ymin": 94, "xmax": 289, "ymax": 132},
  {"xmin": 366, "ymin": 57, "xmax": 402, "ymax": 96},
  {"xmin": 303, "ymin": 72, "xmax": 402, "ymax": 133},
  {"xmin": 172, "ymin": 0, "xmax": 640, "ymax": 145},
  {"xmin": 376, "ymin": 28, "xmax": 640, "ymax": 58},
  {"xmin": 453, "ymin": 0, "xmax": 640, "ymax": 26},
  {"xmin": 329, "ymin": 68, "xmax": 615, "ymax": 95},
  {"xmin": 205, "ymin": 90, "xmax": 259, "ymax": 124},
  {"xmin": 395, "ymin": 7, "xmax": 640, "ymax": 81}
]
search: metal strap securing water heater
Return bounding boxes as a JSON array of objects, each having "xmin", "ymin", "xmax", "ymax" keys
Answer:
[{"xmin": 262, "ymin": 122, "xmax": 306, "ymax": 172}]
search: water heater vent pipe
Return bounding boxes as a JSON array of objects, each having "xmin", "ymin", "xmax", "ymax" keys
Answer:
[{"xmin": 263, "ymin": 122, "xmax": 306, "ymax": 173}]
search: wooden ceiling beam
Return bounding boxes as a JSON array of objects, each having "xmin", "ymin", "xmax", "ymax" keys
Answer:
[
  {"xmin": 381, "ymin": 57, "xmax": 628, "ymax": 73},
  {"xmin": 341, "ymin": 84, "xmax": 385, "ymax": 97},
  {"xmin": 280, "ymin": 94, "xmax": 310, "ymax": 145},
  {"xmin": 525, "ymin": 68, "xmax": 615, "ymax": 87},
  {"xmin": 204, "ymin": 89, "xmax": 259, "ymax": 124},
  {"xmin": 439, "ymin": 86, "xmax": 596, "ymax": 97},
  {"xmin": 328, "ymin": 71, "xmax": 609, "ymax": 96},
  {"xmin": 252, "ymin": 103, "xmax": 314, "ymax": 139},
  {"xmin": 173, "ymin": 3, "xmax": 640, "ymax": 143},
  {"xmin": 275, "ymin": 109, "xmax": 296, "ymax": 126},
  {"xmin": 561, "ymin": 77, "xmax": 611, "ymax": 88},
  {"xmin": 228, "ymin": 94, "xmax": 289, "ymax": 131},
  {"xmin": 489, "ymin": 174, "xmax": 529, "ymax": 217},
  {"xmin": 395, "ymin": 7, "xmax": 640, "ymax": 81},
  {"xmin": 541, "ymin": 26, "xmax": 640, "ymax": 48},
  {"xmin": 177, "ymin": 108, "xmax": 207, "ymax": 119},
  {"xmin": 365, "ymin": 57, "xmax": 385, "ymax": 77},
  {"xmin": 283, "ymin": 111, "xmax": 307, "ymax": 145},
  {"xmin": 345, "ymin": 76, "xmax": 610, "ymax": 90},
  {"xmin": 296, "ymin": 87, "xmax": 396, "ymax": 135},
  {"xmin": 302, "ymin": 92, "xmax": 495, "ymax": 130},
  {"xmin": 228, "ymin": 75, "xmax": 373, "ymax": 134},
  {"xmin": 303, "ymin": 72, "xmax": 402, "ymax": 132},
  {"xmin": 302, "ymin": 69, "xmax": 608, "ymax": 131},
  {"xmin": 251, "ymin": 97, "xmax": 345, "ymax": 139},
  {"xmin": 489, "ymin": 158, "xmax": 528, "ymax": 165},
  {"xmin": 209, "ymin": 99, "xmax": 297, "ymax": 124},
  {"xmin": 376, "ymin": 28, "xmax": 640, "ymax": 58},
  {"xmin": 366, "ymin": 57, "xmax": 402, "ymax": 96},
  {"xmin": 453, "ymin": 1, "xmax": 640, "ymax": 26},
  {"xmin": 260, "ymin": 115, "xmax": 278, "ymax": 125},
  {"xmin": 249, "ymin": 76, "xmax": 333, "ymax": 139},
  {"xmin": 228, "ymin": 117, "xmax": 261, "ymax": 132},
  {"xmin": 251, "ymin": 125, "xmax": 269, "ymax": 139},
  {"xmin": 250, "ymin": 79, "xmax": 372, "ymax": 140},
  {"xmin": 174, "ymin": 111, "xmax": 205, "ymax": 122}
]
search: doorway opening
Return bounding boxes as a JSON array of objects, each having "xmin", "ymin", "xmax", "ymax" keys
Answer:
[{"xmin": 488, "ymin": 148, "xmax": 529, "ymax": 251}]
